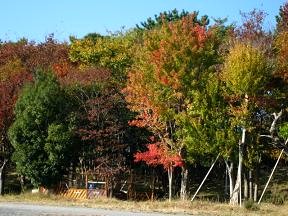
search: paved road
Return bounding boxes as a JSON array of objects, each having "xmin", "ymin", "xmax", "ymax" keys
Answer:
[{"xmin": 0, "ymin": 202, "xmax": 189, "ymax": 216}]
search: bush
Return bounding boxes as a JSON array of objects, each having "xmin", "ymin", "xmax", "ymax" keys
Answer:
[
  {"xmin": 244, "ymin": 199, "xmax": 259, "ymax": 211},
  {"xmin": 270, "ymin": 184, "xmax": 287, "ymax": 205},
  {"xmin": 271, "ymin": 192, "xmax": 285, "ymax": 205}
]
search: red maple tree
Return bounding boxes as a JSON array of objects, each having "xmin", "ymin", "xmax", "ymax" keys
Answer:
[{"xmin": 134, "ymin": 142, "xmax": 183, "ymax": 170}]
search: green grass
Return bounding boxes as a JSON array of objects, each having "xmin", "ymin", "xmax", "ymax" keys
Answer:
[{"xmin": 1, "ymin": 193, "xmax": 288, "ymax": 215}]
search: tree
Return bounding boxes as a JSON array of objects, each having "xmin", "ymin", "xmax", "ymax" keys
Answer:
[
  {"xmin": 276, "ymin": 1, "xmax": 288, "ymax": 33},
  {"xmin": 0, "ymin": 36, "xmax": 71, "ymax": 77},
  {"xmin": 174, "ymin": 19, "xmax": 233, "ymax": 200},
  {"xmin": 279, "ymin": 121, "xmax": 288, "ymax": 142},
  {"xmin": 124, "ymin": 12, "xmax": 221, "ymax": 201},
  {"xmin": 272, "ymin": 2, "xmax": 288, "ymax": 145},
  {"xmin": 134, "ymin": 142, "xmax": 183, "ymax": 201},
  {"xmin": 77, "ymin": 85, "xmax": 131, "ymax": 197},
  {"xmin": 8, "ymin": 71, "xmax": 77, "ymax": 187},
  {"xmin": 69, "ymin": 32, "xmax": 133, "ymax": 84},
  {"xmin": 0, "ymin": 36, "xmax": 72, "ymax": 192},
  {"xmin": 221, "ymin": 42, "xmax": 272, "ymax": 205},
  {"xmin": 136, "ymin": 9, "xmax": 191, "ymax": 30},
  {"xmin": 62, "ymin": 67, "xmax": 147, "ymax": 197},
  {"xmin": 236, "ymin": 9, "xmax": 268, "ymax": 45},
  {"xmin": 0, "ymin": 71, "xmax": 32, "ymax": 194},
  {"xmin": 274, "ymin": 31, "xmax": 288, "ymax": 82}
]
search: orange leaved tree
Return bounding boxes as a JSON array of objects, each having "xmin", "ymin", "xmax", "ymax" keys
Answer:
[{"xmin": 124, "ymin": 13, "xmax": 220, "ymax": 201}]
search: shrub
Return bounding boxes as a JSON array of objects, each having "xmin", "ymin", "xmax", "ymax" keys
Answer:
[{"xmin": 244, "ymin": 199, "xmax": 259, "ymax": 211}]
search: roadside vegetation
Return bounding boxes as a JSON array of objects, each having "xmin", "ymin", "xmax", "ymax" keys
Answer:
[
  {"xmin": 1, "ymin": 193, "xmax": 288, "ymax": 216},
  {"xmin": 0, "ymin": 2, "xmax": 288, "ymax": 212}
]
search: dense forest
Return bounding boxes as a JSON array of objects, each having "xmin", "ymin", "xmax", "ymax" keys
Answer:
[{"xmin": 0, "ymin": 3, "xmax": 288, "ymax": 207}]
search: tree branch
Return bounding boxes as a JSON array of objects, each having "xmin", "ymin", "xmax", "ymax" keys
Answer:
[
  {"xmin": 259, "ymin": 135, "xmax": 273, "ymax": 139},
  {"xmin": 269, "ymin": 110, "xmax": 283, "ymax": 135},
  {"xmin": 0, "ymin": 159, "xmax": 8, "ymax": 171}
]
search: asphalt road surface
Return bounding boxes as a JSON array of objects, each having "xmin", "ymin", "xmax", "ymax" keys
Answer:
[{"xmin": 0, "ymin": 202, "xmax": 190, "ymax": 216}]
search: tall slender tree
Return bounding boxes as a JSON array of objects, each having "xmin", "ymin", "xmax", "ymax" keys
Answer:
[
  {"xmin": 124, "ymin": 12, "xmax": 224, "ymax": 200},
  {"xmin": 221, "ymin": 42, "xmax": 272, "ymax": 204}
]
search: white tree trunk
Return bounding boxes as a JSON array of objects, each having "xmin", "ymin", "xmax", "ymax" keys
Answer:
[
  {"xmin": 0, "ymin": 159, "xmax": 8, "ymax": 195},
  {"xmin": 225, "ymin": 160, "xmax": 234, "ymax": 198},
  {"xmin": 180, "ymin": 166, "xmax": 188, "ymax": 200},
  {"xmin": 249, "ymin": 170, "xmax": 253, "ymax": 200},
  {"xmin": 230, "ymin": 128, "xmax": 245, "ymax": 205},
  {"xmin": 0, "ymin": 170, "xmax": 3, "ymax": 195},
  {"xmin": 269, "ymin": 111, "xmax": 283, "ymax": 134},
  {"xmin": 244, "ymin": 172, "xmax": 248, "ymax": 200},
  {"xmin": 168, "ymin": 166, "xmax": 173, "ymax": 202},
  {"xmin": 258, "ymin": 109, "xmax": 287, "ymax": 203},
  {"xmin": 254, "ymin": 182, "xmax": 258, "ymax": 202},
  {"xmin": 225, "ymin": 167, "xmax": 228, "ymax": 196},
  {"xmin": 230, "ymin": 159, "xmax": 242, "ymax": 205}
]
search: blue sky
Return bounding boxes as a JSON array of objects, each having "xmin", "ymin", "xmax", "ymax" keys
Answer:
[{"xmin": 0, "ymin": 0, "xmax": 286, "ymax": 42}]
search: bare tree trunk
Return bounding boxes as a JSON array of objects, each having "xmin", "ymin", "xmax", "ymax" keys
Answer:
[
  {"xmin": 230, "ymin": 157, "xmax": 242, "ymax": 205},
  {"xmin": 257, "ymin": 110, "xmax": 283, "ymax": 202},
  {"xmin": 253, "ymin": 167, "xmax": 258, "ymax": 202},
  {"xmin": 180, "ymin": 166, "xmax": 188, "ymax": 200},
  {"xmin": 254, "ymin": 183, "xmax": 258, "ymax": 202},
  {"xmin": 151, "ymin": 168, "xmax": 155, "ymax": 201},
  {"xmin": 225, "ymin": 166, "xmax": 228, "ymax": 196},
  {"xmin": 269, "ymin": 111, "xmax": 283, "ymax": 134},
  {"xmin": 68, "ymin": 162, "xmax": 73, "ymax": 188},
  {"xmin": 0, "ymin": 159, "xmax": 8, "ymax": 195},
  {"xmin": 225, "ymin": 160, "xmax": 234, "ymax": 198},
  {"xmin": 107, "ymin": 178, "xmax": 114, "ymax": 198},
  {"xmin": 128, "ymin": 169, "xmax": 134, "ymax": 200},
  {"xmin": 249, "ymin": 170, "xmax": 253, "ymax": 200},
  {"xmin": 230, "ymin": 128, "xmax": 245, "ymax": 205},
  {"xmin": 85, "ymin": 172, "xmax": 88, "ymax": 190},
  {"xmin": 168, "ymin": 166, "xmax": 173, "ymax": 202},
  {"xmin": 20, "ymin": 175, "xmax": 25, "ymax": 193},
  {"xmin": 244, "ymin": 171, "xmax": 248, "ymax": 200}
]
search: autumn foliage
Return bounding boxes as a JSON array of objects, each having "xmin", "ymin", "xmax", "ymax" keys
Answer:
[
  {"xmin": 0, "ymin": 71, "xmax": 32, "ymax": 159},
  {"xmin": 134, "ymin": 142, "xmax": 183, "ymax": 170},
  {"xmin": 0, "ymin": 4, "xmax": 288, "ymax": 203}
]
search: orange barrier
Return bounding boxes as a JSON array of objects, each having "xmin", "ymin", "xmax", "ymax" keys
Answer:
[
  {"xmin": 58, "ymin": 188, "xmax": 88, "ymax": 199},
  {"xmin": 54, "ymin": 187, "xmax": 106, "ymax": 199}
]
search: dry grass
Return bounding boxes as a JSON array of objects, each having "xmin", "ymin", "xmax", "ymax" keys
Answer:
[{"xmin": 0, "ymin": 193, "xmax": 288, "ymax": 215}]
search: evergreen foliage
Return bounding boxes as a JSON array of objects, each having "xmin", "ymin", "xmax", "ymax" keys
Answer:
[{"xmin": 8, "ymin": 71, "xmax": 77, "ymax": 187}]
